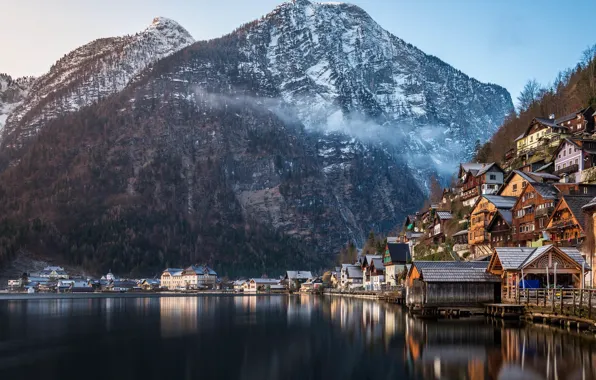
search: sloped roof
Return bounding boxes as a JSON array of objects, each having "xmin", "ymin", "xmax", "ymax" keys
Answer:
[
  {"xmin": 250, "ymin": 278, "xmax": 281, "ymax": 285},
  {"xmin": 452, "ymin": 229, "xmax": 468, "ymax": 237},
  {"xmin": 529, "ymin": 172, "xmax": 559, "ymax": 181},
  {"xmin": 371, "ymin": 258, "xmax": 384, "ymax": 270},
  {"xmin": 493, "ymin": 248, "xmax": 536, "ymax": 270},
  {"xmin": 163, "ymin": 268, "xmax": 184, "ymax": 276},
  {"xmin": 346, "ymin": 266, "xmax": 363, "ymax": 278},
  {"xmin": 483, "ymin": 195, "xmax": 517, "ymax": 209},
  {"xmin": 559, "ymin": 195, "xmax": 593, "ymax": 232},
  {"xmin": 494, "ymin": 246, "xmax": 590, "ymax": 270},
  {"xmin": 185, "ymin": 265, "xmax": 217, "ymax": 276},
  {"xmin": 534, "ymin": 117, "xmax": 560, "ymax": 128},
  {"xmin": 488, "ymin": 209, "xmax": 513, "ymax": 230},
  {"xmin": 514, "ymin": 133, "xmax": 525, "ymax": 142},
  {"xmin": 285, "ymin": 271, "xmax": 313, "ymax": 280},
  {"xmin": 582, "ymin": 196, "xmax": 596, "ymax": 210},
  {"xmin": 461, "ymin": 163, "xmax": 486, "ymax": 172},
  {"xmin": 413, "ymin": 261, "xmax": 499, "ymax": 283},
  {"xmin": 534, "ymin": 162, "xmax": 553, "ymax": 173},
  {"xmin": 531, "ymin": 183, "xmax": 558, "ymax": 199},
  {"xmin": 436, "ymin": 211, "xmax": 453, "ymax": 220},
  {"xmin": 386, "ymin": 243, "xmax": 410, "ymax": 263},
  {"xmin": 555, "ymin": 108, "xmax": 590, "ymax": 125}
]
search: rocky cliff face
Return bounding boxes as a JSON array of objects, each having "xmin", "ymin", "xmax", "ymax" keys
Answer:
[
  {"xmin": 1, "ymin": 17, "xmax": 194, "ymax": 151},
  {"xmin": 0, "ymin": 74, "xmax": 35, "ymax": 133},
  {"xmin": 0, "ymin": 1, "xmax": 512, "ymax": 275}
]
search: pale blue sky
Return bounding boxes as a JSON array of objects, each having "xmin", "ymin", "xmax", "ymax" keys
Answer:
[{"xmin": 2, "ymin": 0, "xmax": 595, "ymax": 101}]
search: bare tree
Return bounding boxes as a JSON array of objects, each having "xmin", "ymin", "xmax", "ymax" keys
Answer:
[{"xmin": 517, "ymin": 79, "xmax": 541, "ymax": 112}]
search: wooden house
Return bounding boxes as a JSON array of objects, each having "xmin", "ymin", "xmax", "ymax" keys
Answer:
[
  {"xmin": 489, "ymin": 246, "xmax": 590, "ymax": 299},
  {"xmin": 383, "ymin": 243, "xmax": 410, "ymax": 287},
  {"xmin": 545, "ymin": 195, "xmax": 593, "ymax": 247},
  {"xmin": 405, "ymin": 261, "xmax": 501, "ymax": 308},
  {"xmin": 468, "ymin": 195, "xmax": 516, "ymax": 253},
  {"xmin": 511, "ymin": 183, "xmax": 558, "ymax": 247},
  {"xmin": 498, "ymin": 170, "xmax": 559, "ymax": 198},
  {"xmin": 430, "ymin": 211, "xmax": 453, "ymax": 243},
  {"xmin": 486, "ymin": 209, "xmax": 513, "ymax": 247},
  {"xmin": 458, "ymin": 163, "xmax": 505, "ymax": 207},
  {"xmin": 554, "ymin": 107, "xmax": 595, "ymax": 135},
  {"xmin": 516, "ymin": 117, "xmax": 570, "ymax": 156},
  {"xmin": 581, "ymin": 197, "xmax": 596, "ymax": 287},
  {"xmin": 452, "ymin": 229, "xmax": 468, "ymax": 245}
]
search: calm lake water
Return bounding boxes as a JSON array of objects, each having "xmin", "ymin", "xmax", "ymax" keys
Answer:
[{"xmin": 0, "ymin": 295, "xmax": 594, "ymax": 380}]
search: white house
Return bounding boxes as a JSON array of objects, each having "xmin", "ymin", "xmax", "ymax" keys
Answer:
[
  {"xmin": 340, "ymin": 264, "xmax": 363, "ymax": 289},
  {"xmin": 284, "ymin": 271, "xmax": 313, "ymax": 290},
  {"xmin": 233, "ymin": 280, "xmax": 247, "ymax": 292},
  {"xmin": 246, "ymin": 278, "xmax": 282, "ymax": 292},
  {"xmin": 37, "ymin": 266, "xmax": 69, "ymax": 279},
  {"xmin": 181, "ymin": 265, "xmax": 218, "ymax": 289},
  {"xmin": 160, "ymin": 268, "xmax": 184, "ymax": 290}
]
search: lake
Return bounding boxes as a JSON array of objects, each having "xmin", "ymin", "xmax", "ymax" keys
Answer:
[{"xmin": 0, "ymin": 294, "xmax": 594, "ymax": 380}]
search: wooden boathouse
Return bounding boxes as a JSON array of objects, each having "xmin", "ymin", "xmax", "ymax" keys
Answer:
[{"xmin": 405, "ymin": 261, "xmax": 502, "ymax": 313}]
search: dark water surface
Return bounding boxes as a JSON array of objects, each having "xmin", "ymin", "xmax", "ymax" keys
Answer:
[{"xmin": 0, "ymin": 295, "xmax": 594, "ymax": 380}]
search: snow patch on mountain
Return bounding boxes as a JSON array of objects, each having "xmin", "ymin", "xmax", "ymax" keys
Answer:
[{"xmin": 1, "ymin": 17, "xmax": 195, "ymax": 146}]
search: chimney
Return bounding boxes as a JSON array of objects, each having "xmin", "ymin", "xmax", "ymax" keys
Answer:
[{"xmin": 549, "ymin": 114, "xmax": 555, "ymax": 120}]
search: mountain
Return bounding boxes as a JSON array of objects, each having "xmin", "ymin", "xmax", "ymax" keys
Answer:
[
  {"xmin": 0, "ymin": 1, "xmax": 512, "ymax": 276},
  {"xmin": 1, "ymin": 17, "xmax": 194, "ymax": 154},
  {"xmin": 0, "ymin": 74, "xmax": 35, "ymax": 133}
]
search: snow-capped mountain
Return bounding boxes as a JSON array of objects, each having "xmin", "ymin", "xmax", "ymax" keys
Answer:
[
  {"xmin": 0, "ymin": 74, "xmax": 35, "ymax": 133},
  {"xmin": 0, "ymin": 1, "xmax": 513, "ymax": 273},
  {"xmin": 1, "ymin": 17, "xmax": 194, "ymax": 148}
]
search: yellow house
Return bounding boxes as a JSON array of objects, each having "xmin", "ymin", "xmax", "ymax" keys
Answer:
[
  {"xmin": 516, "ymin": 118, "xmax": 570, "ymax": 155},
  {"xmin": 498, "ymin": 170, "xmax": 559, "ymax": 197},
  {"xmin": 469, "ymin": 195, "xmax": 517, "ymax": 247}
]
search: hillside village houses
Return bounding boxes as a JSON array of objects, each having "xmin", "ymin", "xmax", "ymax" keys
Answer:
[{"xmin": 399, "ymin": 105, "xmax": 596, "ymax": 291}]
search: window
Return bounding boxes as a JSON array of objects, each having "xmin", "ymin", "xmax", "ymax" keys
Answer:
[
  {"xmin": 584, "ymin": 187, "xmax": 588, "ymax": 195},
  {"xmin": 539, "ymin": 218, "xmax": 544, "ymax": 228},
  {"xmin": 575, "ymin": 159, "xmax": 578, "ymax": 165},
  {"xmin": 513, "ymin": 184, "xmax": 518, "ymax": 192},
  {"xmin": 522, "ymin": 182, "xmax": 527, "ymax": 188},
  {"xmin": 563, "ymin": 151, "xmax": 566, "ymax": 157},
  {"xmin": 489, "ymin": 174, "xmax": 496, "ymax": 180}
]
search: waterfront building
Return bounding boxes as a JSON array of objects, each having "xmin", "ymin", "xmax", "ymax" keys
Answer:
[
  {"xmin": 181, "ymin": 265, "xmax": 218, "ymax": 289},
  {"xmin": 383, "ymin": 242, "xmax": 410, "ymax": 287},
  {"xmin": 160, "ymin": 268, "xmax": 184, "ymax": 290},
  {"xmin": 405, "ymin": 261, "xmax": 501, "ymax": 308},
  {"xmin": 246, "ymin": 278, "xmax": 282, "ymax": 292},
  {"xmin": 284, "ymin": 271, "xmax": 313, "ymax": 290},
  {"xmin": 359, "ymin": 255, "xmax": 381, "ymax": 290},
  {"xmin": 139, "ymin": 279, "xmax": 161, "ymax": 291},
  {"xmin": 488, "ymin": 246, "xmax": 590, "ymax": 299},
  {"xmin": 339, "ymin": 264, "xmax": 363, "ymax": 289},
  {"xmin": 369, "ymin": 258, "xmax": 385, "ymax": 291},
  {"xmin": 233, "ymin": 279, "xmax": 247, "ymax": 292},
  {"xmin": 37, "ymin": 266, "xmax": 69, "ymax": 279}
]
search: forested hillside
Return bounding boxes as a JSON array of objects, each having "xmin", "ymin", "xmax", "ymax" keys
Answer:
[{"xmin": 476, "ymin": 45, "xmax": 596, "ymax": 163}]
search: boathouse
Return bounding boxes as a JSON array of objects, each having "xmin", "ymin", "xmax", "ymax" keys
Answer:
[
  {"xmin": 488, "ymin": 245, "xmax": 590, "ymax": 299},
  {"xmin": 405, "ymin": 261, "xmax": 501, "ymax": 308}
]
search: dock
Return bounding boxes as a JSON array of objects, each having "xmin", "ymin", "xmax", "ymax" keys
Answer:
[{"xmin": 485, "ymin": 303, "xmax": 525, "ymax": 319}]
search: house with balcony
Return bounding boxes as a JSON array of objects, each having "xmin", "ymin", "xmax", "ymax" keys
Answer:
[
  {"xmin": 545, "ymin": 195, "xmax": 593, "ymax": 248},
  {"xmin": 554, "ymin": 107, "xmax": 595, "ymax": 135},
  {"xmin": 552, "ymin": 138, "xmax": 596, "ymax": 183},
  {"xmin": 486, "ymin": 209, "xmax": 513, "ymax": 247},
  {"xmin": 468, "ymin": 195, "xmax": 516, "ymax": 256},
  {"xmin": 359, "ymin": 255, "xmax": 382, "ymax": 290},
  {"xmin": 458, "ymin": 163, "xmax": 505, "ymax": 207},
  {"xmin": 181, "ymin": 265, "xmax": 218, "ymax": 289},
  {"xmin": 511, "ymin": 183, "xmax": 558, "ymax": 247},
  {"xmin": 430, "ymin": 211, "xmax": 453, "ymax": 244},
  {"xmin": 516, "ymin": 117, "xmax": 570, "ymax": 156}
]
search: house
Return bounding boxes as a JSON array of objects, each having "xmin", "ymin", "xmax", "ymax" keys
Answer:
[
  {"xmin": 582, "ymin": 197, "xmax": 596, "ymax": 286},
  {"xmin": 160, "ymin": 268, "xmax": 184, "ymax": 290},
  {"xmin": 545, "ymin": 195, "xmax": 593, "ymax": 247},
  {"xmin": 511, "ymin": 182, "xmax": 558, "ymax": 247},
  {"xmin": 486, "ymin": 209, "xmax": 513, "ymax": 248},
  {"xmin": 498, "ymin": 170, "xmax": 559, "ymax": 198},
  {"xmin": 7, "ymin": 279, "xmax": 22, "ymax": 289},
  {"xmin": 489, "ymin": 246, "xmax": 590, "ymax": 299},
  {"xmin": 516, "ymin": 117, "xmax": 570, "ymax": 155},
  {"xmin": 468, "ymin": 195, "xmax": 517, "ymax": 256},
  {"xmin": 139, "ymin": 279, "xmax": 161, "ymax": 291},
  {"xmin": 430, "ymin": 211, "xmax": 453, "ymax": 243},
  {"xmin": 458, "ymin": 163, "xmax": 505, "ymax": 206},
  {"xmin": 57, "ymin": 280, "xmax": 93, "ymax": 293},
  {"xmin": 107, "ymin": 280, "xmax": 138, "ymax": 292},
  {"xmin": 552, "ymin": 138, "xmax": 596, "ymax": 183},
  {"xmin": 359, "ymin": 255, "xmax": 382, "ymax": 290},
  {"xmin": 233, "ymin": 279, "xmax": 247, "ymax": 292},
  {"xmin": 284, "ymin": 271, "xmax": 313, "ymax": 290},
  {"xmin": 383, "ymin": 243, "xmax": 410, "ymax": 287},
  {"xmin": 37, "ymin": 266, "xmax": 69, "ymax": 280},
  {"xmin": 181, "ymin": 265, "xmax": 218, "ymax": 289},
  {"xmin": 246, "ymin": 278, "xmax": 282, "ymax": 292},
  {"xmin": 554, "ymin": 107, "xmax": 595, "ymax": 135},
  {"xmin": 369, "ymin": 258, "xmax": 385, "ymax": 291},
  {"xmin": 300, "ymin": 278, "xmax": 324, "ymax": 292},
  {"xmin": 340, "ymin": 264, "xmax": 363, "ymax": 289},
  {"xmin": 405, "ymin": 261, "xmax": 501, "ymax": 308}
]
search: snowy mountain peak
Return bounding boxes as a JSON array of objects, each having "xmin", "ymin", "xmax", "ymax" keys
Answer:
[{"xmin": 1, "ymin": 17, "xmax": 195, "ymax": 149}]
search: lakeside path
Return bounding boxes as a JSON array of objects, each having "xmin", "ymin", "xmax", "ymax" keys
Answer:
[{"xmin": 0, "ymin": 292, "xmax": 290, "ymax": 301}]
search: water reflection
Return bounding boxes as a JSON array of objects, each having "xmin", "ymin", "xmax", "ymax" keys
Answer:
[{"xmin": 0, "ymin": 295, "xmax": 594, "ymax": 380}]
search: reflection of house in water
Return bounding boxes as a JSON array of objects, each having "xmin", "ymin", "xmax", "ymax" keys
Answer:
[
  {"xmin": 406, "ymin": 315, "xmax": 596, "ymax": 380},
  {"xmin": 287, "ymin": 295, "xmax": 313, "ymax": 325},
  {"xmin": 160, "ymin": 297, "xmax": 198, "ymax": 337}
]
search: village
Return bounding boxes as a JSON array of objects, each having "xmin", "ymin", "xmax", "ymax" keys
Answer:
[{"xmin": 5, "ymin": 106, "xmax": 596, "ymax": 327}]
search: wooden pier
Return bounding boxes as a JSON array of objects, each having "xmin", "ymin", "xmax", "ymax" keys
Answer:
[{"xmin": 485, "ymin": 303, "xmax": 525, "ymax": 319}]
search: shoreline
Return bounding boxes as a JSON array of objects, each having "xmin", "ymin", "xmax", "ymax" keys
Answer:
[{"xmin": 0, "ymin": 292, "xmax": 291, "ymax": 300}]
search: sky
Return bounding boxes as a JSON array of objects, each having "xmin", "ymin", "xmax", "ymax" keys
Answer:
[{"xmin": 1, "ymin": 0, "xmax": 595, "ymax": 102}]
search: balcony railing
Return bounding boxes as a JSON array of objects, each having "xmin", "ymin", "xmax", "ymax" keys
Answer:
[
  {"xmin": 535, "ymin": 207, "xmax": 554, "ymax": 217},
  {"xmin": 554, "ymin": 163, "xmax": 579, "ymax": 176}
]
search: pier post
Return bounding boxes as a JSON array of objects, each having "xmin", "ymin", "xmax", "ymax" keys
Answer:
[
  {"xmin": 573, "ymin": 290, "xmax": 577, "ymax": 316},
  {"xmin": 589, "ymin": 290, "xmax": 592, "ymax": 319}
]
